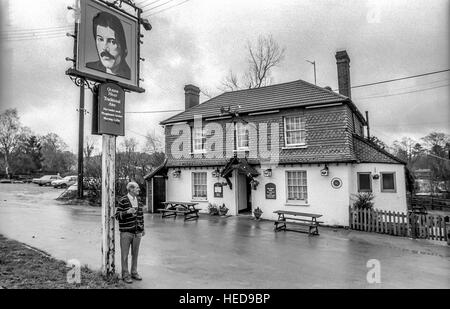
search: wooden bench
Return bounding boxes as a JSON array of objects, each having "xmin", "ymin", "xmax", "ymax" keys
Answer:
[
  {"xmin": 159, "ymin": 202, "xmax": 200, "ymax": 221},
  {"xmin": 273, "ymin": 210, "xmax": 323, "ymax": 236}
]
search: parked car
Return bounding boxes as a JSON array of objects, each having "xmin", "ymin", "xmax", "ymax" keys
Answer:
[
  {"xmin": 15, "ymin": 175, "xmax": 33, "ymax": 183},
  {"xmin": 0, "ymin": 178, "xmax": 12, "ymax": 184},
  {"xmin": 52, "ymin": 176, "xmax": 78, "ymax": 189},
  {"xmin": 34, "ymin": 175, "xmax": 62, "ymax": 186}
]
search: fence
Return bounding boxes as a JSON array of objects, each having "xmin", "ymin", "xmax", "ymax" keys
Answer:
[
  {"xmin": 349, "ymin": 206, "xmax": 449, "ymax": 242},
  {"xmin": 407, "ymin": 195, "xmax": 450, "ymax": 212}
]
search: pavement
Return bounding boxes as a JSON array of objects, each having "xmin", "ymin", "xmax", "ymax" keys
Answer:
[{"xmin": 0, "ymin": 183, "xmax": 449, "ymax": 289}]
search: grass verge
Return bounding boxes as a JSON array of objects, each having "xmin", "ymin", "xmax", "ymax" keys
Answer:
[{"xmin": 0, "ymin": 234, "xmax": 126, "ymax": 289}]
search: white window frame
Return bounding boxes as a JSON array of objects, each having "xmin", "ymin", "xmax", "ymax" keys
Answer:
[
  {"xmin": 284, "ymin": 115, "xmax": 306, "ymax": 147},
  {"xmin": 236, "ymin": 122, "xmax": 250, "ymax": 151},
  {"xmin": 357, "ymin": 172, "xmax": 372, "ymax": 192},
  {"xmin": 381, "ymin": 172, "xmax": 396, "ymax": 193},
  {"xmin": 192, "ymin": 126, "xmax": 206, "ymax": 154},
  {"xmin": 192, "ymin": 172, "xmax": 207, "ymax": 200},
  {"xmin": 286, "ymin": 171, "xmax": 308, "ymax": 203}
]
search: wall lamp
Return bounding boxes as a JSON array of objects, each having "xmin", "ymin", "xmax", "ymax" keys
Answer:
[
  {"xmin": 172, "ymin": 170, "xmax": 181, "ymax": 178},
  {"xmin": 321, "ymin": 164, "xmax": 329, "ymax": 176},
  {"xmin": 263, "ymin": 169, "xmax": 272, "ymax": 177},
  {"xmin": 140, "ymin": 18, "xmax": 152, "ymax": 31}
]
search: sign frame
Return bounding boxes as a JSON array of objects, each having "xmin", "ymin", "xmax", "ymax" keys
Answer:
[{"xmin": 68, "ymin": 0, "xmax": 144, "ymax": 93}]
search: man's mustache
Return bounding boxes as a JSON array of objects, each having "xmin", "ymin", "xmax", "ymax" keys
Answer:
[{"xmin": 100, "ymin": 51, "xmax": 115, "ymax": 60}]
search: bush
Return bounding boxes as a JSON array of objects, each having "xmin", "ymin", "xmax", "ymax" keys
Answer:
[
  {"xmin": 219, "ymin": 204, "xmax": 229, "ymax": 216},
  {"xmin": 352, "ymin": 192, "xmax": 375, "ymax": 210},
  {"xmin": 208, "ymin": 203, "xmax": 219, "ymax": 216}
]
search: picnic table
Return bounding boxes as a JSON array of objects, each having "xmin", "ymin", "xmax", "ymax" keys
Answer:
[
  {"xmin": 159, "ymin": 201, "xmax": 200, "ymax": 221},
  {"xmin": 273, "ymin": 210, "xmax": 323, "ymax": 235}
]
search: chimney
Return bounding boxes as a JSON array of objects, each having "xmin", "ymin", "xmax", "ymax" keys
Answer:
[
  {"xmin": 184, "ymin": 84, "xmax": 200, "ymax": 110},
  {"xmin": 335, "ymin": 50, "xmax": 351, "ymax": 98}
]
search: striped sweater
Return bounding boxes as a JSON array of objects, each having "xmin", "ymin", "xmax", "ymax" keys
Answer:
[{"xmin": 115, "ymin": 195, "xmax": 144, "ymax": 233}]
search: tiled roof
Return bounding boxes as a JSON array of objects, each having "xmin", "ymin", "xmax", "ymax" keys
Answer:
[
  {"xmin": 161, "ymin": 79, "xmax": 361, "ymax": 125},
  {"xmin": 353, "ymin": 134, "xmax": 405, "ymax": 165}
]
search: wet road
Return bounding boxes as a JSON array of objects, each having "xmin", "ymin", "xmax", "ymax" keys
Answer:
[{"xmin": 0, "ymin": 183, "xmax": 449, "ymax": 289}]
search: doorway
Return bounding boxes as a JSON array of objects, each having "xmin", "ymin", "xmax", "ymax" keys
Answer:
[
  {"xmin": 237, "ymin": 172, "xmax": 252, "ymax": 215},
  {"xmin": 149, "ymin": 176, "xmax": 166, "ymax": 213}
]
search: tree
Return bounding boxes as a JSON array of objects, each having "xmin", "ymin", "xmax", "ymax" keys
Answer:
[
  {"xmin": 40, "ymin": 133, "xmax": 75, "ymax": 174},
  {"xmin": 0, "ymin": 109, "xmax": 21, "ymax": 176},
  {"xmin": 143, "ymin": 131, "xmax": 163, "ymax": 154},
  {"xmin": 421, "ymin": 132, "xmax": 450, "ymax": 182},
  {"xmin": 421, "ymin": 132, "xmax": 449, "ymax": 151},
  {"xmin": 12, "ymin": 134, "xmax": 43, "ymax": 173},
  {"xmin": 392, "ymin": 137, "xmax": 416, "ymax": 165},
  {"xmin": 221, "ymin": 34, "xmax": 286, "ymax": 91}
]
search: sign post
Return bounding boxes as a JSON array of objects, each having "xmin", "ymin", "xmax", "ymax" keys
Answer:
[
  {"xmin": 94, "ymin": 82, "xmax": 125, "ymax": 276},
  {"xmin": 101, "ymin": 134, "xmax": 116, "ymax": 276},
  {"xmin": 66, "ymin": 0, "xmax": 149, "ymax": 278}
]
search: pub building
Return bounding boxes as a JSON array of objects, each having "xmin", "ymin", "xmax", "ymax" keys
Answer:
[{"xmin": 145, "ymin": 51, "xmax": 407, "ymax": 226}]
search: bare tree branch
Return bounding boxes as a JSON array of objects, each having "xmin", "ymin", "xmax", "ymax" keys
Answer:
[{"xmin": 220, "ymin": 34, "xmax": 285, "ymax": 92}]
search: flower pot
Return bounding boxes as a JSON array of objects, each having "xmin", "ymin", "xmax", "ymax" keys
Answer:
[{"xmin": 253, "ymin": 209, "xmax": 263, "ymax": 220}]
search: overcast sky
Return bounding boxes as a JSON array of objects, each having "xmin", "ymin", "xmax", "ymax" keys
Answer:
[{"xmin": 0, "ymin": 0, "xmax": 449, "ymax": 153}]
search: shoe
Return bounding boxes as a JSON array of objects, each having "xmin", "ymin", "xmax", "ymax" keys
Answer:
[
  {"xmin": 131, "ymin": 273, "xmax": 142, "ymax": 281},
  {"xmin": 123, "ymin": 276, "xmax": 133, "ymax": 284}
]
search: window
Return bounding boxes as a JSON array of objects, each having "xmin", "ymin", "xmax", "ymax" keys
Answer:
[
  {"xmin": 286, "ymin": 171, "xmax": 308, "ymax": 202},
  {"xmin": 236, "ymin": 123, "xmax": 249, "ymax": 150},
  {"xmin": 284, "ymin": 116, "xmax": 306, "ymax": 146},
  {"xmin": 358, "ymin": 173, "xmax": 372, "ymax": 192},
  {"xmin": 381, "ymin": 172, "xmax": 396, "ymax": 192},
  {"xmin": 192, "ymin": 172, "xmax": 207, "ymax": 200},
  {"xmin": 192, "ymin": 127, "xmax": 206, "ymax": 153}
]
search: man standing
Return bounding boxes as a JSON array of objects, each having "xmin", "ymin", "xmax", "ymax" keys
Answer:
[
  {"xmin": 115, "ymin": 182, "xmax": 145, "ymax": 283},
  {"xmin": 86, "ymin": 11, "xmax": 131, "ymax": 79}
]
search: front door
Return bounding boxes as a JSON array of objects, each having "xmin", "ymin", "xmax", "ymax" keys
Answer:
[
  {"xmin": 237, "ymin": 173, "xmax": 252, "ymax": 214},
  {"xmin": 153, "ymin": 176, "xmax": 166, "ymax": 213}
]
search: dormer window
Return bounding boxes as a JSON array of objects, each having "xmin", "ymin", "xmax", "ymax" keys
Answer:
[
  {"xmin": 192, "ymin": 127, "xmax": 206, "ymax": 153},
  {"xmin": 236, "ymin": 123, "xmax": 249, "ymax": 150},
  {"xmin": 284, "ymin": 115, "xmax": 306, "ymax": 147}
]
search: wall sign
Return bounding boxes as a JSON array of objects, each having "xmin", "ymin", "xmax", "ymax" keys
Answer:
[
  {"xmin": 265, "ymin": 183, "xmax": 276, "ymax": 199},
  {"xmin": 214, "ymin": 182, "xmax": 223, "ymax": 198},
  {"xmin": 92, "ymin": 83, "xmax": 125, "ymax": 136},
  {"xmin": 331, "ymin": 178, "xmax": 343, "ymax": 189}
]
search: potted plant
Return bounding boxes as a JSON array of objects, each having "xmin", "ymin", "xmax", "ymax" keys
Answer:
[
  {"xmin": 219, "ymin": 204, "xmax": 229, "ymax": 216},
  {"xmin": 208, "ymin": 203, "xmax": 219, "ymax": 216},
  {"xmin": 250, "ymin": 179, "xmax": 259, "ymax": 190},
  {"xmin": 253, "ymin": 207, "xmax": 263, "ymax": 220}
]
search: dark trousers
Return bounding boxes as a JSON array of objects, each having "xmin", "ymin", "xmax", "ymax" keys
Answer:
[{"xmin": 120, "ymin": 232, "xmax": 142, "ymax": 278}]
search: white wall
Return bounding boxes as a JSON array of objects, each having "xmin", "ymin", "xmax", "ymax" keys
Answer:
[
  {"xmin": 166, "ymin": 167, "xmax": 238, "ymax": 215},
  {"xmin": 253, "ymin": 164, "xmax": 352, "ymax": 226},
  {"xmin": 165, "ymin": 163, "xmax": 407, "ymax": 226},
  {"xmin": 350, "ymin": 163, "xmax": 407, "ymax": 213}
]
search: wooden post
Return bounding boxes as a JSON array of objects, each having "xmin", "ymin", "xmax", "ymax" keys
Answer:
[
  {"xmin": 102, "ymin": 134, "xmax": 116, "ymax": 277},
  {"xmin": 77, "ymin": 83, "xmax": 85, "ymax": 199}
]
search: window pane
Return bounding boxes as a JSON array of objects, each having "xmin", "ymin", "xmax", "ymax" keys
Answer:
[
  {"xmin": 193, "ymin": 172, "xmax": 207, "ymax": 198},
  {"xmin": 358, "ymin": 173, "xmax": 371, "ymax": 191},
  {"xmin": 287, "ymin": 171, "xmax": 307, "ymax": 201},
  {"xmin": 382, "ymin": 173, "xmax": 395, "ymax": 190},
  {"xmin": 285, "ymin": 116, "xmax": 306, "ymax": 145}
]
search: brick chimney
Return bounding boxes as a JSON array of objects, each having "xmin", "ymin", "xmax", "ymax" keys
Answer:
[
  {"xmin": 184, "ymin": 85, "xmax": 200, "ymax": 110},
  {"xmin": 335, "ymin": 50, "xmax": 351, "ymax": 98}
]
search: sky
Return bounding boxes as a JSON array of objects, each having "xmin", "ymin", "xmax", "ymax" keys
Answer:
[{"xmin": 0, "ymin": 0, "xmax": 449, "ymax": 154}]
